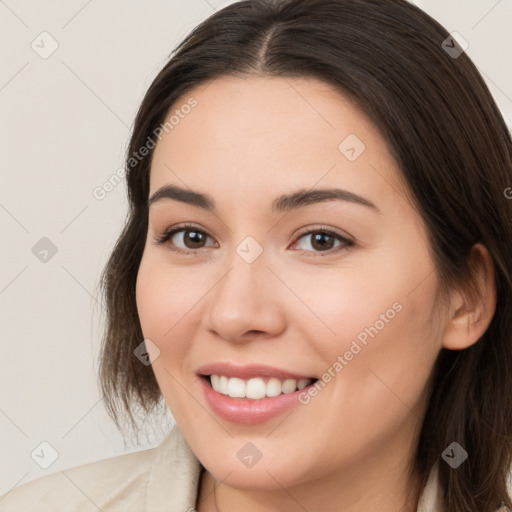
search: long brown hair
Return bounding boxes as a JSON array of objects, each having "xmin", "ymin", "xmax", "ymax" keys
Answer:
[{"xmin": 96, "ymin": 1, "xmax": 512, "ymax": 509}]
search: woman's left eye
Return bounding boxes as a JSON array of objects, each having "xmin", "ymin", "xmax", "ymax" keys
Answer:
[
  {"xmin": 153, "ymin": 224, "xmax": 353, "ymax": 256},
  {"xmin": 291, "ymin": 229, "xmax": 353, "ymax": 255}
]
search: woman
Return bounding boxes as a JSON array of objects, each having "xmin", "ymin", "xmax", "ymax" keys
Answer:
[{"xmin": 2, "ymin": 0, "xmax": 511, "ymax": 510}]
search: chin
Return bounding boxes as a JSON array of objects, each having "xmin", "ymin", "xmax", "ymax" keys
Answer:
[{"xmin": 199, "ymin": 447, "xmax": 316, "ymax": 492}]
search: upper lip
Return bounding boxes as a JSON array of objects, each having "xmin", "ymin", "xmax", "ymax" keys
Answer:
[{"xmin": 196, "ymin": 362, "xmax": 317, "ymax": 381}]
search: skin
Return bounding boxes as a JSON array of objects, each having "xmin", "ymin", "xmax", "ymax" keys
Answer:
[{"xmin": 135, "ymin": 75, "xmax": 496, "ymax": 512}]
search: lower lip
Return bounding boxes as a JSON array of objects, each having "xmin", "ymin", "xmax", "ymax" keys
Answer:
[{"xmin": 199, "ymin": 376, "xmax": 314, "ymax": 425}]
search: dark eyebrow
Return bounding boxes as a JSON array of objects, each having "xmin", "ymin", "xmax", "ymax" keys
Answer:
[{"xmin": 148, "ymin": 184, "xmax": 380, "ymax": 213}]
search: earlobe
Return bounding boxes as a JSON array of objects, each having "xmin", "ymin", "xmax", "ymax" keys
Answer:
[{"xmin": 441, "ymin": 243, "xmax": 497, "ymax": 351}]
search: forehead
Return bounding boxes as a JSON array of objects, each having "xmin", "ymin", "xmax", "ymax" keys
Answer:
[{"xmin": 149, "ymin": 75, "xmax": 407, "ymax": 211}]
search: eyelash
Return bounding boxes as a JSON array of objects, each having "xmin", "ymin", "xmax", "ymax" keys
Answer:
[{"xmin": 153, "ymin": 223, "xmax": 354, "ymax": 257}]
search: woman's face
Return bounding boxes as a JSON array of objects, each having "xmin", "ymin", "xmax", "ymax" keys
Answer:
[{"xmin": 136, "ymin": 75, "xmax": 445, "ymax": 491}]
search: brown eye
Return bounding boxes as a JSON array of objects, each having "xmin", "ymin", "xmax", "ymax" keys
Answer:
[
  {"xmin": 174, "ymin": 229, "xmax": 208, "ymax": 249},
  {"xmin": 154, "ymin": 224, "xmax": 216, "ymax": 254},
  {"xmin": 309, "ymin": 232, "xmax": 336, "ymax": 251},
  {"xmin": 292, "ymin": 229, "xmax": 353, "ymax": 255}
]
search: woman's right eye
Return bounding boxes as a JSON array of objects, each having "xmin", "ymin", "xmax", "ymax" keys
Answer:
[{"xmin": 153, "ymin": 224, "xmax": 217, "ymax": 254}]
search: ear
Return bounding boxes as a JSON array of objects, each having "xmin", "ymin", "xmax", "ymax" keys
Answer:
[{"xmin": 441, "ymin": 243, "xmax": 497, "ymax": 350}]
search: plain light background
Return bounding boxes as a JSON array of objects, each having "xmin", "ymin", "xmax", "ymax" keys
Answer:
[{"xmin": 0, "ymin": 0, "xmax": 511, "ymax": 497}]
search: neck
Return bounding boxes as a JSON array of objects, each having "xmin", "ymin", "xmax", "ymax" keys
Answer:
[{"xmin": 196, "ymin": 440, "xmax": 424, "ymax": 512}]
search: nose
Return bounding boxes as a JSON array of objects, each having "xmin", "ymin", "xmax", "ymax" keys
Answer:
[{"xmin": 205, "ymin": 247, "xmax": 286, "ymax": 343}]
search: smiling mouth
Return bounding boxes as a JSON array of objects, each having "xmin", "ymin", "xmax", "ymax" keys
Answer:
[{"xmin": 202, "ymin": 374, "xmax": 319, "ymax": 400}]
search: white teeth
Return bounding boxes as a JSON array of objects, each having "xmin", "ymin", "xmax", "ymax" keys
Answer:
[
  {"xmin": 297, "ymin": 378, "xmax": 310, "ymax": 390},
  {"xmin": 228, "ymin": 377, "xmax": 245, "ymax": 398},
  {"xmin": 219, "ymin": 376, "xmax": 229, "ymax": 394},
  {"xmin": 209, "ymin": 375, "xmax": 314, "ymax": 399},
  {"xmin": 266, "ymin": 377, "xmax": 282, "ymax": 397},
  {"xmin": 246, "ymin": 378, "xmax": 267, "ymax": 399},
  {"xmin": 281, "ymin": 379, "xmax": 297, "ymax": 394}
]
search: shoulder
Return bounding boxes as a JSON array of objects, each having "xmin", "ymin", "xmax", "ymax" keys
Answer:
[{"xmin": 0, "ymin": 427, "xmax": 197, "ymax": 512}]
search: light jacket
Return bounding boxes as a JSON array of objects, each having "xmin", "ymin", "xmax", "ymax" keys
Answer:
[{"xmin": 0, "ymin": 424, "xmax": 509, "ymax": 511}]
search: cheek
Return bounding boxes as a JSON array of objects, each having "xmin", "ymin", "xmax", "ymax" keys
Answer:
[
  {"xmin": 324, "ymin": 265, "xmax": 441, "ymax": 431},
  {"xmin": 135, "ymin": 256, "xmax": 192, "ymax": 381},
  {"xmin": 135, "ymin": 255, "xmax": 199, "ymax": 411},
  {"xmin": 278, "ymin": 262, "xmax": 414, "ymax": 361},
  {"xmin": 135, "ymin": 253, "xmax": 201, "ymax": 339},
  {"xmin": 290, "ymin": 242, "xmax": 440, "ymax": 401}
]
